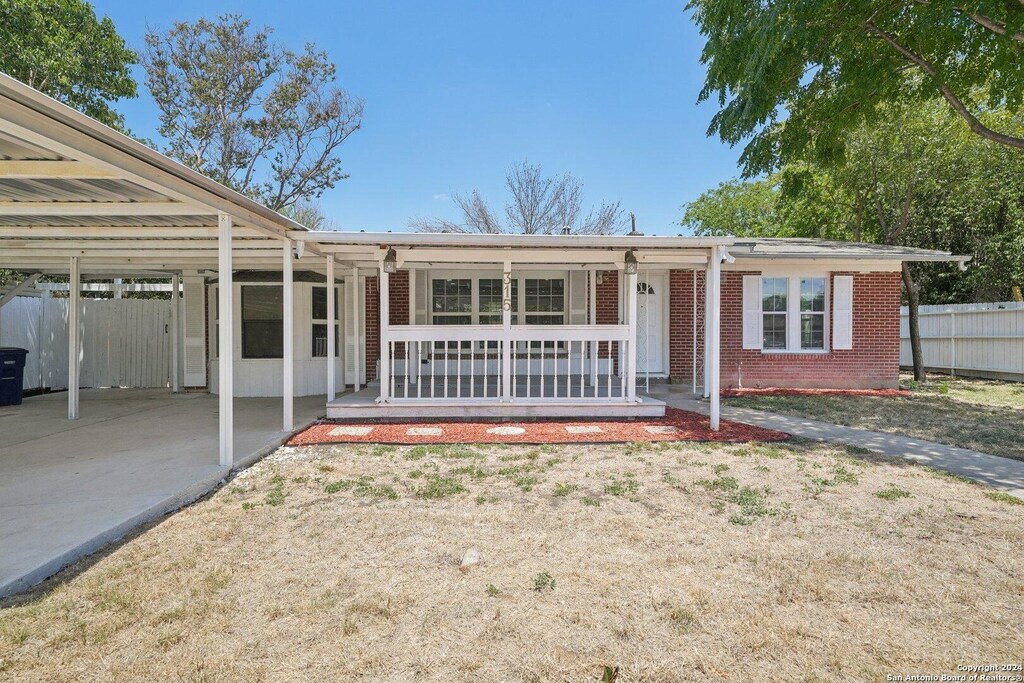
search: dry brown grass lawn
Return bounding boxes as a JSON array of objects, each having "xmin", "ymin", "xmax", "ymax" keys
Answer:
[
  {"xmin": 726, "ymin": 374, "xmax": 1024, "ymax": 461},
  {"xmin": 2, "ymin": 439, "xmax": 1023, "ymax": 682}
]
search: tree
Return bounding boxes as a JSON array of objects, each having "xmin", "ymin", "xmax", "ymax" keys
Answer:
[
  {"xmin": 687, "ymin": 0, "xmax": 1024, "ymax": 176},
  {"xmin": 411, "ymin": 161, "xmax": 627, "ymax": 235},
  {"xmin": 0, "ymin": 0, "xmax": 136, "ymax": 129},
  {"xmin": 681, "ymin": 177, "xmax": 781, "ymax": 237},
  {"xmin": 142, "ymin": 14, "xmax": 363, "ymax": 211}
]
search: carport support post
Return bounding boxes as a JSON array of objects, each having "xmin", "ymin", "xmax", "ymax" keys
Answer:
[
  {"xmin": 171, "ymin": 274, "xmax": 180, "ymax": 393},
  {"xmin": 352, "ymin": 265, "xmax": 360, "ymax": 391},
  {"xmin": 67, "ymin": 256, "xmax": 80, "ymax": 420},
  {"xmin": 708, "ymin": 246, "xmax": 722, "ymax": 431},
  {"xmin": 217, "ymin": 213, "xmax": 233, "ymax": 468},
  {"xmin": 626, "ymin": 268, "xmax": 638, "ymax": 402},
  {"xmin": 326, "ymin": 256, "xmax": 336, "ymax": 401},
  {"xmin": 282, "ymin": 241, "xmax": 294, "ymax": 432}
]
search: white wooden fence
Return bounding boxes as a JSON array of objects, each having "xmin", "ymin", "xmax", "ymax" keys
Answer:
[
  {"xmin": 900, "ymin": 301, "xmax": 1024, "ymax": 381},
  {"xmin": 0, "ymin": 295, "xmax": 174, "ymax": 390}
]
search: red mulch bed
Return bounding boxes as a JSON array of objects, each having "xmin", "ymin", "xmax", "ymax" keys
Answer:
[
  {"xmin": 722, "ymin": 387, "xmax": 911, "ymax": 398},
  {"xmin": 288, "ymin": 407, "xmax": 789, "ymax": 446}
]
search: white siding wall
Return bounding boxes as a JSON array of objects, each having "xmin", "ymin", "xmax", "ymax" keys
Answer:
[
  {"xmin": 900, "ymin": 302, "xmax": 1024, "ymax": 380},
  {"xmin": 208, "ymin": 280, "xmax": 348, "ymax": 397}
]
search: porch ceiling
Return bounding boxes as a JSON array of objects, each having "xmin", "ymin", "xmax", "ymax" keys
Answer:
[{"xmin": 0, "ymin": 73, "xmax": 327, "ymax": 277}]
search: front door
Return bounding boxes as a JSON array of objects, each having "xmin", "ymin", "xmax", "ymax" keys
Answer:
[{"xmin": 636, "ymin": 276, "xmax": 665, "ymax": 374}]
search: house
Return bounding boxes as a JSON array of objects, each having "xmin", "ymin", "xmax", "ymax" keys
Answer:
[{"xmin": 0, "ymin": 72, "xmax": 968, "ymax": 473}]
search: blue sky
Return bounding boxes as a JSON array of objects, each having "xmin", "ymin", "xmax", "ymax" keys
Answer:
[{"xmin": 94, "ymin": 0, "xmax": 742, "ymax": 235}]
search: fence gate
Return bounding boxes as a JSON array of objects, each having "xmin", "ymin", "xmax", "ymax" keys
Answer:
[{"xmin": 0, "ymin": 296, "xmax": 173, "ymax": 390}]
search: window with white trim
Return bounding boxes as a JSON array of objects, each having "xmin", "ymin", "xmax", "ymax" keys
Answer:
[
  {"xmin": 755, "ymin": 275, "xmax": 829, "ymax": 352},
  {"xmin": 799, "ymin": 278, "xmax": 826, "ymax": 350},
  {"xmin": 241, "ymin": 286, "xmax": 283, "ymax": 359},
  {"xmin": 761, "ymin": 277, "xmax": 788, "ymax": 350},
  {"xmin": 311, "ymin": 286, "xmax": 340, "ymax": 357}
]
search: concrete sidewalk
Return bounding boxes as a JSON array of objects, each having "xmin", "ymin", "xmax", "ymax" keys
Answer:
[{"xmin": 665, "ymin": 397, "xmax": 1024, "ymax": 500}]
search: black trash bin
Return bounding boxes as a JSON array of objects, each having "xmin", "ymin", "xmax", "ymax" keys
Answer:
[{"xmin": 0, "ymin": 347, "xmax": 29, "ymax": 406}]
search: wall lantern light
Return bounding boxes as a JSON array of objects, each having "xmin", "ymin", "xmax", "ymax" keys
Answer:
[
  {"xmin": 624, "ymin": 250, "xmax": 638, "ymax": 275},
  {"xmin": 383, "ymin": 247, "xmax": 398, "ymax": 274}
]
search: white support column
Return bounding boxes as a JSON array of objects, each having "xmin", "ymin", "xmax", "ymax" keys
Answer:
[
  {"xmin": 282, "ymin": 242, "xmax": 294, "ymax": 431},
  {"xmin": 708, "ymin": 246, "xmax": 722, "ymax": 431},
  {"xmin": 378, "ymin": 262, "xmax": 390, "ymax": 403},
  {"xmin": 67, "ymin": 256, "xmax": 80, "ymax": 420},
  {"xmin": 502, "ymin": 260, "xmax": 512, "ymax": 402},
  {"xmin": 589, "ymin": 269, "xmax": 598, "ymax": 386},
  {"xmin": 217, "ymin": 213, "xmax": 234, "ymax": 468},
  {"xmin": 703, "ymin": 262, "xmax": 712, "ymax": 399},
  {"xmin": 171, "ymin": 273, "xmax": 180, "ymax": 393},
  {"xmin": 626, "ymin": 268, "xmax": 639, "ymax": 402},
  {"xmin": 352, "ymin": 265, "xmax": 360, "ymax": 391},
  {"xmin": 408, "ymin": 267, "xmax": 417, "ymax": 385},
  {"xmin": 326, "ymin": 256, "xmax": 336, "ymax": 401}
]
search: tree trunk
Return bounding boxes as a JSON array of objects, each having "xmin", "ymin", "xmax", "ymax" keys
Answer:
[{"xmin": 901, "ymin": 262, "xmax": 926, "ymax": 382}]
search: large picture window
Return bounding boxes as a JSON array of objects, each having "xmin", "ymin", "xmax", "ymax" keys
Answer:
[
  {"xmin": 241, "ymin": 286, "xmax": 283, "ymax": 359},
  {"xmin": 311, "ymin": 286, "xmax": 339, "ymax": 358}
]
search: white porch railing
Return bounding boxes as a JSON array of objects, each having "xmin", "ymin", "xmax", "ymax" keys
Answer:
[{"xmin": 380, "ymin": 324, "xmax": 635, "ymax": 403}]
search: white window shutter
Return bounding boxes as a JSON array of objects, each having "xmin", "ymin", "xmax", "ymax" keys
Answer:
[
  {"xmin": 832, "ymin": 275, "xmax": 854, "ymax": 350},
  {"xmin": 742, "ymin": 275, "xmax": 762, "ymax": 350},
  {"xmin": 568, "ymin": 270, "xmax": 587, "ymax": 324},
  {"xmin": 182, "ymin": 276, "xmax": 207, "ymax": 387}
]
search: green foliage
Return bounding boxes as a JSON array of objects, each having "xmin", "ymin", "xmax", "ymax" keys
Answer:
[
  {"xmin": 985, "ymin": 491, "xmax": 1024, "ymax": 506},
  {"xmin": 532, "ymin": 571, "xmax": 556, "ymax": 592},
  {"xmin": 0, "ymin": 0, "xmax": 137, "ymax": 129},
  {"xmin": 874, "ymin": 485, "xmax": 912, "ymax": 501},
  {"xmin": 681, "ymin": 177, "xmax": 781, "ymax": 236},
  {"xmin": 688, "ymin": 0, "xmax": 1024, "ymax": 175},
  {"xmin": 142, "ymin": 13, "xmax": 363, "ymax": 211}
]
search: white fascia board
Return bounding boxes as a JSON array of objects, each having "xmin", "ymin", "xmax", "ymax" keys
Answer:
[
  {"xmin": 725, "ymin": 258, "xmax": 902, "ymax": 273},
  {"xmin": 292, "ymin": 230, "xmax": 734, "ymax": 250}
]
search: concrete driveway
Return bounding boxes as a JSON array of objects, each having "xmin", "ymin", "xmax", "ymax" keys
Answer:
[{"xmin": 0, "ymin": 388, "xmax": 325, "ymax": 598}]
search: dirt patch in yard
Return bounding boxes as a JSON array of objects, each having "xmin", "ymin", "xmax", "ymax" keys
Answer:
[{"xmin": 1, "ymin": 440, "xmax": 1022, "ymax": 681}]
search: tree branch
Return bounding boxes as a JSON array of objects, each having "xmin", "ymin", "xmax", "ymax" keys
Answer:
[{"xmin": 866, "ymin": 19, "xmax": 1024, "ymax": 149}]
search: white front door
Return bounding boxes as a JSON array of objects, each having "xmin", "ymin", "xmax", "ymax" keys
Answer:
[{"xmin": 636, "ymin": 275, "xmax": 665, "ymax": 374}]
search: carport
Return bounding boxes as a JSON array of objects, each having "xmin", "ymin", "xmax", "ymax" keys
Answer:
[{"xmin": 0, "ymin": 74, "xmax": 335, "ymax": 596}]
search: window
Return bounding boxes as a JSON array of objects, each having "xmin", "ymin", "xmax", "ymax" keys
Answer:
[
  {"xmin": 524, "ymin": 278, "xmax": 564, "ymax": 325},
  {"xmin": 800, "ymin": 278, "xmax": 826, "ymax": 350},
  {"xmin": 431, "ymin": 279, "xmax": 472, "ymax": 325},
  {"xmin": 761, "ymin": 277, "xmax": 788, "ymax": 350},
  {"xmin": 241, "ymin": 286, "xmax": 283, "ymax": 359},
  {"xmin": 479, "ymin": 278, "xmax": 518, "ymax": 325},
  {"xmin": 311, "ymin": 286, "xmax": 339, "ymax": 358}
]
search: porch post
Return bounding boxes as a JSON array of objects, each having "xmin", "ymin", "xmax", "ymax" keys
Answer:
[
  {"xmin": 326, "ymin": 256, "xmax": 336, "ymax": 401},
  {"xmin": 703, "ymin": 261, "xmax": 712, "ymax": 399},
  {"xmin": 708, "ymin": 246, "xmax": 722, "ymax": 430},
  {"xmin": 378, "ymin": 261, "xmax": 390, "ymax": 402},
  {"xmin": 352, "ymin": 265, "xmax": 360, "ymax": 391},
  {"xmin": 171, "ymin": 273, "xmax": 180, "ymax": 393},
  {"xmin": 217, "ymin": 213, "xmax": 234, "ymax": 468},
  {"xmin": 408, "ymin": 268, "xmax": 417, "ymax": 385},
  {"xmin": 589, "ymin": 270, "xmax": 597, "ymax": 386},
  {"xmin": 626, "ymin": 268, "xmax": 639, "ymax": 402},
  {"xmin": 282, "ymin": 241, "xmax": 294, "ymax": 432},
  {"xmin": 67, "ymin": 256, "xmax": 80, "ymax": 420},
  {"xmin": 502, "ymin": 259, "xmax": 512, "ymax": 402}
]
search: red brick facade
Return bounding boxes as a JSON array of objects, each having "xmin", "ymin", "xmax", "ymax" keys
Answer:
[
  {"xmin": 362, "ymin": 267, "xmax": 901, "ymax": 390},
  {"xmin": 716, "ymin": 270, "xmax": 901, "ymax": 389},
  {"xmin": 659, "ymin": 268, "xmax": 900, "ymax": 389}
]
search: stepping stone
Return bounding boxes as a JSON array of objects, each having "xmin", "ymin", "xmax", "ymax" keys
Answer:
[
  {"xmin": 407, "ymin": 427, "xmax": 443, "ymax": 436},
  {"xmin": 644, "ymin": 425, "xmax": 678, "ymax": 435},
  {"xmin": 486, "ymin": 426, "xmax": 526, "ymax": 436},
  {"xmin": 565, "ymin": 425, "xmax": 604, "ymax": 434},
  {"xmin": 329, "ymin": 425, "xmax": 374, "ymax": 437}
]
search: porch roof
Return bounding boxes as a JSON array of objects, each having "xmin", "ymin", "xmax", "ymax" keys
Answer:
[{"xmin": 0, "ymin": 72, "xmax": 325, "ymax": 276}]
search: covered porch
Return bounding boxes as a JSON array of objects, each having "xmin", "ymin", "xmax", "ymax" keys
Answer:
[{"xmin": 291, "ymin": 232, "xmax": 730, "ymax": 424}]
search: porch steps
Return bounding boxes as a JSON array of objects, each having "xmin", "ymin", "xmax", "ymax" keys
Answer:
[{"xmin": 327, "ymin": 388, "xmax": 666, "ymax": 421}]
